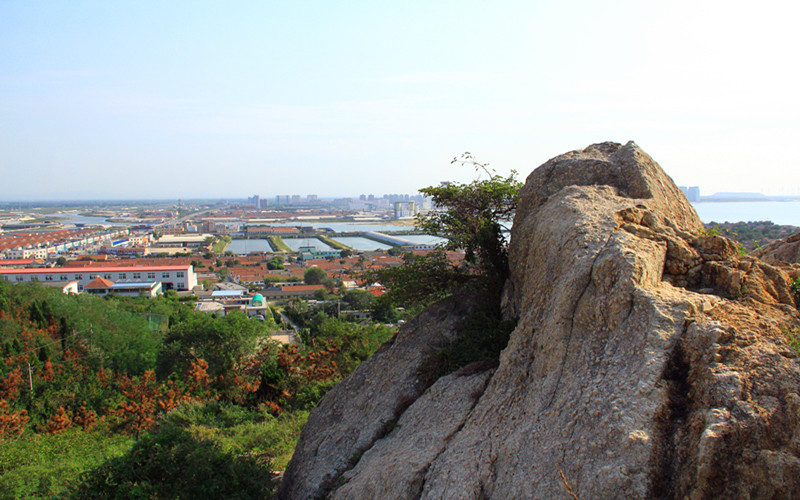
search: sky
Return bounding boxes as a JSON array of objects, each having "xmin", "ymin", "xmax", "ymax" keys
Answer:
[{"xmin": 1, "ymin": 0, "xmax": 799, "ymax": 201}]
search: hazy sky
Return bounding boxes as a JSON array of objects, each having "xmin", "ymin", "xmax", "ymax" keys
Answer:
[{"xmin": 2, "ymin": 1, "xmax": 798, "ymax": 201}]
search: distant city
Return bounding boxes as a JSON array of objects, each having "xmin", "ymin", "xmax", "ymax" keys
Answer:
[{"xmin": 0, "ymin": 192, "xmax": 438, "ymax": 262}]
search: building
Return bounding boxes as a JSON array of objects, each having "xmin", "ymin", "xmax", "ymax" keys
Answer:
[
  {"xmin": 196, "ymin": 291, "xmax": 270, "ymax": 318},
  {"xmin": 0, "ymin": 264, "xmax": 197, "ymax": 292},
  {"xmin": 297, "ymin": 246, "xmax": 342, "ymax": 261},
  {"xmin": 679, "ymin": 186, "xmax": 701, "ymax": 202},
  {"xmin": 84, "ymin": 277, "xmax": 162, "ymax": 297},
  {"xmin": 262, "ymin": 284, "xmax": 325, "ymax": 300},
  {"xmin": 40, "ymin": 280, "xmax": 80, "ymax": 294},
  {"xmin": 152, "ymin": 234, "xmax": 212, "ymax": 249},
  {"xmin": 393, "ymin": 201, "xmax": 417, "ymax": 219}
]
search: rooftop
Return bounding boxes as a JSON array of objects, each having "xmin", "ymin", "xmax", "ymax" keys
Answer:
[{"xmin": 0, "ymin": 264, "xmax": 192, "ymax": 275}]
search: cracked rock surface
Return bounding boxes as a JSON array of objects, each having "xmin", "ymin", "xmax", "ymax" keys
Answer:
[{"xmin": 278, "ymin": 141, "xmax": 800, "ymax": 499}]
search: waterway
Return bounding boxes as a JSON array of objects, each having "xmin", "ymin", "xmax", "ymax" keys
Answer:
[
  {"xmin": 691, "ymin": 201, "xmax": 800, "ymax": 226},
  {"xmin": 397, "ymin": 234, "xmax": 447, "ymax": 245},
  {"xmin": 282, "ymin": 237, "xmax": 332, "ymax": 252},
  {"xmin": 44, "ymin": 212, "xmax": 131, "ymax": 227},
  {"xmin": 265, "ymin": 221, "xmax": 416, "ymax": 233},
  {"xmin": 225, "ymin": 239, "xmax": 273, "ymax": 254},
  {"xmin": 331, "ymin": 236, "xmax": 393, "ymax": 251}
]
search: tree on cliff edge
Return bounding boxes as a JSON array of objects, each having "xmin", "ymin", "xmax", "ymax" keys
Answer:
[
  {"xmin": 416, "ymin": 154, "xmax": 521, "ymax": 306},
  {"xmin": 369, "ymin": 154, "xmax": 521, "ymax": 311}
]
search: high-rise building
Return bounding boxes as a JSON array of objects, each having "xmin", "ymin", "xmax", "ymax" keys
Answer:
[{"xmin": 393, "ymin": 201, "xmax": 418, "ymax": 219}]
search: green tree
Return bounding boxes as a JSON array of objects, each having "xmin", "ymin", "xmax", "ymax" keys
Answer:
[
  {"xmin": 266, "ymin": 256, "xmax": 285, "ymax": 270},
  {"xmin": 370, "ymin": 294, "xmax": 399, "ymax": 323},
  {"xmin": 156, "ymin": 311, "xmax": 267, "ymax": 380},
  {"xmin": 365, "ymin": 250, "xmax": 466, "ymax": 309},
  {"xmin": 387, "ymin": 246, "xmax": 405, "ymax": 257},
  {"xmin": 343, "ymin": 290, "xmax": 376, "ymax": 310},
  {"xmin": 415, "ymin": 154, "xmax": 521, "ymax": 308},
  {"xmin": 304, "ymin": 267, "xmax": 327, "ymax": 285}
]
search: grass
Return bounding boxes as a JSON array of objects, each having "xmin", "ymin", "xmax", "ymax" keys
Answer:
[
  {"xmin": 0, "ymin": 426, "xmax": 135, "ymax": 498},
  {"xmin": 786, "ymin": 328, "xmax": 800, "ymax": 356},
  {"xmin": 159, "ymin": 401, "xmax": 308, "ymax": 471},
  {"xmin": 791, "ymin": 277, "xmax": 800, "ymax": 308},
  {"xmin": 317, "ymin": 234, "xmax": 351, "ymax": 251},
  {"xmin": 0, "ymin": 404, "xmax": 309, "ymax": 498},
  {"xmin": 267, "ymin": 236, "xmax": 292, "ymax": 252},
  {"xmin": 212, "ymin": 236, "xmax": 232, "ymax": 253}
]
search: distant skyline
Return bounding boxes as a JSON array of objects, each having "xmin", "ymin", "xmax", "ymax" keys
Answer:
[{"xmin": 2, "ymin": 1, "xmax": 799, "ymax": 201}]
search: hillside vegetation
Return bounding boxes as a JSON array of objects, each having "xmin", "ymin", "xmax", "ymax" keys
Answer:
[
  {"xmin": 0, "ymin": 280, "xmax": 393, "ymax": 497},
  {"xmin": 705, "ymin": 220, "xmax": 800, "ymax": 251}
]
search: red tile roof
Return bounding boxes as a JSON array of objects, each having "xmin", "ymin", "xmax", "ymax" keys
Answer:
[{"xmin": 85, "ymin": 277, "xmax": 115, "ymax": 288}]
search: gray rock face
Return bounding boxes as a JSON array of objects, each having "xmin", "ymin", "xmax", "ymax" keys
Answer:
[
  {"xmin": 279, "ymin": 297, "xmax": 475, "ymax": 499},
  {"xmin": 279, "ymin": 141, "xmax": 800, "ymax": 499},
  {"xmin": 753, "ymin": 231, "xmax": 800, "ymax": 266}
]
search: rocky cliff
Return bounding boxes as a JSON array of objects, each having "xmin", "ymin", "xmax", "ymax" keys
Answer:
[
  {"xmin": 753, "ymin": 231, "xmax": 800, "ymax": 267},
  {"xmin": 279, "ymin": 142, "xmax": 800, "ymax": 499}
]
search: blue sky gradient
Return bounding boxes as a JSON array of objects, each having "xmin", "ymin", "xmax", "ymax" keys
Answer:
[{"xmin": 2, "ymin": 1, "xmax": 798, "ymax": 200}]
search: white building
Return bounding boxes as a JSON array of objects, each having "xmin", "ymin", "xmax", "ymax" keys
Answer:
[
  {"xmin": 0, "ymin": 264, "xmax": 197, "ymax": 292},
  {"xmin": 152, "ymin": 234, "xmax": 212, "ymax": 249}
]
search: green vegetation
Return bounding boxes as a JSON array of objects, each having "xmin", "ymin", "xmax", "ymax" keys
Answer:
[
  {"xmin": 304, "ymin": 266, "xmax": 328, "ymax": 285},
  {"xmin": 416, "ymin": 154, "xmax": 521, "ymax": 306},
  {"xmin": 267, "ymin": 255, "xmax": 285, "ymax": 270},
  {"xmin": 786, "ymin": 328, "xmax": 800, "ymax": 356},
  {"xmin": 317, "ymin": 234, "xmax": 351, "ymax": 250},
  {"xmin": 434, "ymin": 308, "xmax": 517, "ymax": 375},
  {"xmin": 704, "ymin": 221, "xmax": 800, "ymax": 251},
  {"xmin": 0, "ymin": 279, "xmax": 395, "ymax": 496},
  {"xmin": 157, "ymin": 312, "xmax": 266, "ymax": 380},
  {"xmin": 264, "ymin": 275, "xmax": 302, "ymax": 285},
  {"xmin": 791, "ymin": 277, "xmax": 800, "ymax": 308},
  {"xmin": 267, "ymin": 235, "xmax": 291, "ymax": 252},
  {"xmin": 366, "ymin": 155, "xmax": 521, "ymax": 373},
  {"xmin": 0, "ymin": 427, "xmax": 135, "ymax": 498},
  {"xmin": 366, "ymin": 250, "xmax": 467, "ymax": 311},
  {"xmin": 70, "ymin": 405, "xmax": 302, "ymax": 499},
  {"xmin": 211, "ymin": 236, "xmax": 231, "ymax": 254}
]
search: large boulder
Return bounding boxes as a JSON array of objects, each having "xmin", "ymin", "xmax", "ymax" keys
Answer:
[
  {"xmin": 753, "ymin": 231, "xmax": 800, "ymax": 267},
  {"xmin": 279, "ymin": 141, "xmax": 800, "ymax": 499}
]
